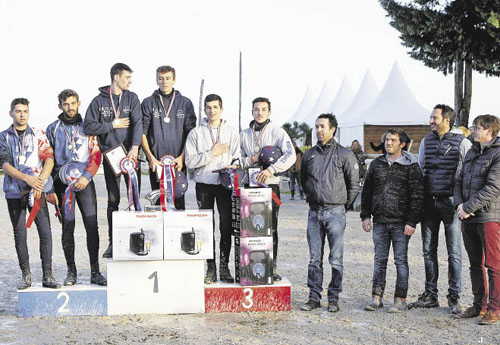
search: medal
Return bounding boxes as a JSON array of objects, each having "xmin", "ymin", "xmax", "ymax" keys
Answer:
[
  {"xmin": 254, "ymin": 146, "xmax": 260, "ymax": 153},
  {"xmin": 164, "ymin": 117, "xmax": 171, "ymax": 124},
  {"xmin": 159, "ymin": 91, "xmax": 176, "ymax": 125},
  {"xmin": 68, "ymin": 144, "xmax": 74, "ymax": 151},
  {"xmin": 19, "ymin": 155, "xmax": 26, "ymax": 164},
  {"xmin": 252, "ymin": 122, "xmax": 268, "ymax": 157}
]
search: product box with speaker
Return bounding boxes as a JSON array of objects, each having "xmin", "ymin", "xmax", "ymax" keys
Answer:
[
  {"xmin": 112, "ymin": 211, "xmax": 164, "ymax": 261},
  {"xmin": 237, "ymin": 188, "xmax": 272, "ymax": 237},
  {"xmin": 163, "ymin": 210, "xmax": 214, "ymax": 260},
  {"xmin": 235, "ymin": 236, "xmax": 274, "ymax": 286}
]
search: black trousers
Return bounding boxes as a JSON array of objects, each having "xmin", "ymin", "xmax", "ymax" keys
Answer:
[
  {"xmin": 270, "ymin": 184, "xmax": 281, "ymax": 267},
  {"xmin": 195, "ymin": 183, "xmax": 232, "ymax": 266},
  {"xmin": 54, "ymin": 179, "xmax": 99, "ymax": 268},
  {"xmin": 103, "ymin": 158, "xmax": 141, "ymax": 243},
  {"xmin": 148, "ymin": 169, "xmax": 185, "ymax": 210},
  {"xmin": 7, "ymin": 195, "xmax": 52, "ymax": 270}
]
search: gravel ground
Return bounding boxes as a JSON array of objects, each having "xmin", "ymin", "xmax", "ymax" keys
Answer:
[{"xmin": 0, "ymin": 174, "xmax": 498, "ymax": 345}]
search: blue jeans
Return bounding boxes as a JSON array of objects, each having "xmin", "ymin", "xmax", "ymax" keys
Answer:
[
  {"xmin": 372, "ymin": 223, "xmax": 410, "ymax": 298},
  {"xmin": 306, "ymin": 206, "xmax": 346, "ymax": 302},
  {"xmin": 421, "ymin": 196, "xmax": 462, "ymax": 298}
]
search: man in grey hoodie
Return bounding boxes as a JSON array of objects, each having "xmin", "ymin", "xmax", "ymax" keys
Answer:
[{"xmin": 185, "ymin": 94, "xmax": 240, "ymax": 284}]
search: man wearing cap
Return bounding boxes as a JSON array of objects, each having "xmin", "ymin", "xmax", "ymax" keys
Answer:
[
  {"xmin": 240, "ymin": 97, "xmax": 296, "ymax": 281},
  {"xmin": 0, "ymin": 98, "xmax": 60, "ymax": 289},
  {"xmin": 83, "ymin": 63, "xmax": 143, "ymax": 258},
  {"xmin": 141, "ymin": 65, "xmax": 196, "ymax": 209},
  {"xmin": 46, "ymin": 89, "xmax": 107, "ymax": 286},
  {"xmin": 185, "ymin": 94, "xmax": 240, "ymax": 284}
]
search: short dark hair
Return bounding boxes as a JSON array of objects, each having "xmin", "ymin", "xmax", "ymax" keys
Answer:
[
  {"xmin": 252, "ymin": 97, "xmax": 271, "ymax": 111},
  {"xmin": 434, "ymin": 104, "xmax": 456, "ymax": 127},
  {"xmin": 204, "ymin": 94, "xmax": 223, "ymax": 108},
  {"xmin": 10, "ymin": 98, "xmax": 29, "ymax": 112},
  {"xmin": 383, "ymin": 128, "xmax": 411, "ymax": 150},
  {"xmin": 58, "ymin": 89, "xmax": 79, "ymax": 105},
  {"xmin": 110, "ymin": 63, "xmax": 133, "ymax": 82},
  {"xmin": 474, "ymin": 114, "xmax": 500, "ymax": 137},
  {"xmin": 317, "ymin": 113, "xmax": 338, "ymax": 134},
  {"xmin": 156, "ymin": 65, "xmax": 176, "ymax": 79}
]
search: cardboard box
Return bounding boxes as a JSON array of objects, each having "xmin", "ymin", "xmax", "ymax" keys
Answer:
[
  {"xmin": 163, "ymin": 210, "xmax": 214, "ymax": 260},
  {"xmin": 238, "ymin": 188, "xmax": 272, "ymax": 237},
  {"xmin": 112, "ymin": 211, "xmax": 164, "ymax": 261},
  {"xmin": 235, "ymin": 236, "xmax": 274, "ymax": 286}
]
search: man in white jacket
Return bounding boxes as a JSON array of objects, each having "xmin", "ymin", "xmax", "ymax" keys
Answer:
[
  {"xmin": 240, "ymin": 97, "xmax": 296, "ymax": 280},
  {"xmin": 185, "ymin": 94, "xmax": 240, "ymax": 284}
]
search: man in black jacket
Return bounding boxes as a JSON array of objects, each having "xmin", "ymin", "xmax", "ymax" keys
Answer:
[
  {"xmin": 361, "ymin": 128, "xmax": 424, "ymax": 313},
  {"xmin": 454, "ymin": 114, "xmax": 500, "ymax": 325},
  {"xmin": 141, "ymin": 65, "xmax": 196, "ymax": 210},
  {"xmin": 300, "ymin": 113, "xmax": 359, "ymax": 313}
]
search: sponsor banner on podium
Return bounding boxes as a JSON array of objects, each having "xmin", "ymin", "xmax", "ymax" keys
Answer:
[
  {"xmin": 163, "ymin": 210, "xmax": 213, "ymax": 260},
  {"xmin": 112, "ymin": 211, "xmax": 164, "ymax": 261}
]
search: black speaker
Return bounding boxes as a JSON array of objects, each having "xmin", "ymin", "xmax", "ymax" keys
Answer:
[{"xmin": 130, "ymin": 229, "xmax": 149, "ymax": 256}]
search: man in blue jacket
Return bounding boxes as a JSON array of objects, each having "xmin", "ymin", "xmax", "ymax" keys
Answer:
[
  {"xmin": 83, "ymin": 63, "xmax": 143, "ymax": 258},
  {"xmin": 300, "ymin": 113, "xmax": 359, "ymax": 312},
  {"xmin": 141, "ymin": 65, "xmax": 196, "ymax": 209}
]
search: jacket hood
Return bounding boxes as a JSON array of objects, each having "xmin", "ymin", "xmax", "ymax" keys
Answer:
[
  {"xmin": 382, "ymin": 150, "xmax": 418, "ymax": 166},
  {"xmin": 152, "ymin": 88, "xmax": 180, "ymax": 98},
  {"xmin": 200, "ymin": 118, "xmax": 227, "ymax": 128},
  {"xmin": 98, "ymin": 86, "xmax": 131, "ymax": 98},
  {"xmin": 472, "ymin": 136, "xmax": 500, "ymax": 152}
]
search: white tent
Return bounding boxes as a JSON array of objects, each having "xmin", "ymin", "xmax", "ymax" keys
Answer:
[
  {"xmin": 327, "ymin": 76, "xmax": 354, "ymax": 115},
  {"xmin": 338, "ymin": 62, "xmax": 429, "ymax": 148},
  {"xmin": 337, "ymin": 70, "xmax": 379, "ymax": 125},
  {"xmin": 300, "ymin": 81, "xmax": 335, "ymax": 127},
  {"xmin": 285, "ymin": 85, "xmax": 315, "ymax": 124}
]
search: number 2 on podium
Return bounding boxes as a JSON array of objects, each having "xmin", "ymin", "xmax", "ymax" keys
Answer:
[{"xmin": 149, "ymin": 271, "xmax": 159, "ymax": 293}]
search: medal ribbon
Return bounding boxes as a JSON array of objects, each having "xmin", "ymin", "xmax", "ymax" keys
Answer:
[
  {"xmin": 26, "ymin": 193, "xmax": 41, "ymax": 229},
  {"xmin": 252, "ymin": 123, "xmax": 268, "ymax": 153},
  {"xmin": 158, "ymin": 91, "xmax": 176, "ymax": 122},
  {"xmin": 108, "ymin": 88, "xmax": 122, "ymax": 120},
  {"xmin": 13, "ymin": 129, "xmax": 28, "ymax": 164},
  {"xmin": 62, "ymin": 123, "xmax": 79, "ymax": 153},
  {"xmin": 160, "ymin": 162, "xmax": 176, "ymax": 211},
  {"xmin": 208, "ymin": 122, "xmax": 221, "ymax": 146}
]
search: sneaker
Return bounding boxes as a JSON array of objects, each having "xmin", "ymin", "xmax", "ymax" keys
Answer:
[
  {"xmin": 301, "ymin": 300, "xmax": 321, "ymax": 311},
  {"xmin": 454, "ymin": 305, "xmax": 486, "ymax": 319},
  {"xmin": 365, "ymin": 295, "xmax": 384, "ymax": 311},
  {"xmin": 204, "ymin": 266, "xmax": 217, "ymax": 284},
  {"xmin": 64, "ymin": 270, "xmax": 77, "ymax": 286},
  {"xmin": 90, "ymin": 272, "xmax": 108, "ymax": 286},
  {"xmin": 387, "ymin": 298, "xmax": 408, "ymax": 313},
  {"xmin": 328, "ymin": 300, "xmax": 340, "ymax": 313},
  {"xmin": 447, "ymin": 295, "xmax": 464, "ymax": 314},
  {"xmin": 408, "ymin": 291, "xmax": 439, "ymax": 309},
  {"xmin": 479, "ymin": 311, "xmax": 500, "ymax": 325},
  {"xmin": 290, "ymin": 196, "xmax": 295, "ymax": 200},
  {"xmin": 102, "ymin": 244, "xmax": 113, "ymax": 259},
  {"xmin": 219, "ymin": 265, "xmax": 234, "ymax": 284}
]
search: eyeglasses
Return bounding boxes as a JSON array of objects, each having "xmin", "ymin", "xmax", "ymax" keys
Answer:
[{"xmin": 469, "ymin": 125, "xmax": 483, "ymax": 131}]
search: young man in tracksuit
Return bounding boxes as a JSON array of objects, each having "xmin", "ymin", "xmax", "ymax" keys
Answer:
[
  {"xmin": 185, "ymin": 94, "xmax": 240, "ymax": 284},
  {"xmin": 0, "ymin": 98, "xmax": 60, "ymax": 289},
  {"xmin": 300, "ymin": 113, "xmax": 359, "ymax": 312},
  {"xmin": 141, "ymin": 65, "xmax": 196, "ymax": 209},
  {"xmin": 83, "ymin": 63, "xmax": 143, "ymax": 258},
  {"xmin": 361, "ymin": 128, "xmax": 424, "ymax": 313},
  {"xmin": 46, "ymin": 89, "xmax": 107, "ymax": 286},
  {"xmin": 454, "ymin": 114, "xmax": 500, "ymax": 325},
  {"xmin": 240, "ymin": 97, "xmax": 296, "ymax": 281}
]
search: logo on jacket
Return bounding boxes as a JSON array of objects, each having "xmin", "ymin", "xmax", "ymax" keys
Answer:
[
  {"xmin": 153, "ymin": 108, "xmax": 161, "ymax": 118},
  {"xmin": 176, "ymin": 110, "xmax": 185, "ymax": 119},
  {"xmin": 100, "ymin": 107, "xmax": 112, "ymax": 118},
  {"xmin": 123, "ymin": 106, "xmax": 131, "ymax": 115}
]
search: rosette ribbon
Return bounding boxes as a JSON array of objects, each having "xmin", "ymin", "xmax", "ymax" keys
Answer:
[
  {"xmin": 56, "ymin": 162, "xmax": 87, "ymax": 221},
  {"xmin": 120, "ymin": 157, "xmax": 141, "ymax": 211},
  {"xmin": 18, "ymin": 166, "xmax": 53, "ymax": 228},
  {"xmin": 159, "ymin": 155, "xmax": 176, "ymax": 211},
  {"xmin": 257, "ymin": 182, "xmax": 282, "ymax": 207}
]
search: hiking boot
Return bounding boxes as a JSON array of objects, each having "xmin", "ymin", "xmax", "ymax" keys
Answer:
[
  {"xmin": 328, "ymin": 300, "xmax": 340, "ymax": 313},
  {"xmin": 219, "ymin": 264, "xmax": 234, "ymax": 284},
  {"xmin": 454, "ymin": 305, "xmax": 486, "ymax": 319},
  {"xmin": 42, "ymin": 268, "xmax": 61, "ymax": 289},
  {"xmin": 90, "ymin": 263, "xmax": 107, "ymax": 286},
  {"xmin": 301, "ymin": 300, "xmax": 321, "ymax": 311},
  {"xmin": 408, "ymin": 291, "xmax": 439, "ymax": 309},
  {"xmin": 365, "ymin": 295, "xmax": 383, "ymax": 311},
  {"xmin": 205, "ymin": 262, "xmax": 217, "ymax": 284},
  {"xmin": 102, "ymin": 244, "xmax": 112, "ymax": 259},
  {"xmin": 387, "ymin": 298, "xmax": 408, "ymax": 313},
  {"xmin": 17, "ymin": 265, "xmax": 32, "ymax": 290},
  {"xmin": 447, "ymin": 295, "xmax": 464, "ymax": 314},
  {"xmin": 479, "ymin": 311, "xmax": 500, "ymax": 325},
  {"xmin": 64, "ymin": 265, "xmax": 77, "ymax": 286},
  {"xmin": 273, "ymin": 267, "xmax": 282, "ymax": 281}
]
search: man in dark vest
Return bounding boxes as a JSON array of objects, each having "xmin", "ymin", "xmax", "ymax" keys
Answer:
[{"xmin": 409, "ymin": 104, "xmax": 471, "ymax": 313}]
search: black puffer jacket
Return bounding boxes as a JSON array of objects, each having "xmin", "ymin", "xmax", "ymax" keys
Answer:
[
  {"xmin": 454, "ymin": 137, "xmax": 500, "ymax": 223},
  {"xmin": 361, "ymin": 152, "xmax": 424, "ymax": 228},
  {"xmin": 301, "ymin": 139, "xmax": 359, "ymax": 209}
]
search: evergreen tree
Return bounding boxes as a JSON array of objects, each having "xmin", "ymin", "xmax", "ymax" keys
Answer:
[{"xmin": 379, "ymin": 0, "xmax": 500, "ymax": 126}]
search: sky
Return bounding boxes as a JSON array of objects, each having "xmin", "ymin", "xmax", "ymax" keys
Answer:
[{"xmin": 1, "ymin": 0, "xmax": 499, "ymax": 130}]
